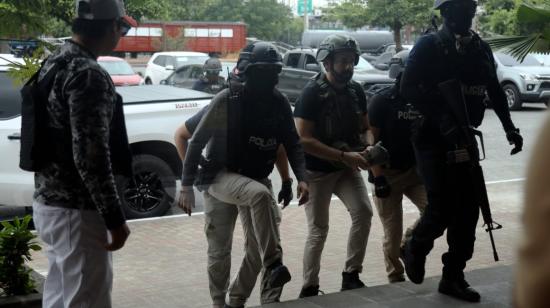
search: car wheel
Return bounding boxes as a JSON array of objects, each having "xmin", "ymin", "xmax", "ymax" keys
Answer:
[
  {"xmin": 116, "ymin": 154, "xmax": 175, "ymax": 219},
  {"xmin": 502, "ymin": 84, "xmax": 522, "ymax": 110},
  {"xmin": 145, "ymin": 78, "xmax": 152, "ymax": 85}
]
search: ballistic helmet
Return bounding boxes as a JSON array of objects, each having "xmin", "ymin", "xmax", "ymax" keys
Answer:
[
  {"xmin": 434, "ymin": 0, "xmax": 475, "ymax": 9},
  {"xmin": 316, "ymin": 34, "xmax": 360, "ymax": 65},
  {"xmin": 236, "ymin": 41, "xmax": 283, "ymax": 74},
  {"xmin": 203, "ymin": 58, "xmax": 222, "ymax": 74}
]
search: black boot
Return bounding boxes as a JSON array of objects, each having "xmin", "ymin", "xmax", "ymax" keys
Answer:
[
  {"xmin": 223, "ymin": 304, "xmax": 244, "ymax": 308},
  {"xmin": 299, "ymin": 285, "xmax": 321, "ymax": 298},
  {"xmin": 438, "ymin": 277, "xmax": 481, "ymax": 302},
  {"xmin": 400, "ymin": 241, "xmax": 425, "ymax": 284},
  {"xmin": 341, "ymin": 270, "xmax": 366, "ymax": 291},
  {"xmin": 267, "ymin": 261, "xmax": 291, "ymax": 288}
]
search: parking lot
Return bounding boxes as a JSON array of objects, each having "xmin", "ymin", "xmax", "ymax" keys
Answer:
[{"xmin": 22, "ymin": 104, "xmax": 548, "ymax": 307}]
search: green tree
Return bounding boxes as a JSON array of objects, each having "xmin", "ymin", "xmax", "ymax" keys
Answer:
[
  {"xmin": 366, "ymin": 0, "xmax": 433, "ymax": 51},
  {"xmin": 322, "ymin": 0, "xmax": 368, "ymax": 30},
  {"xmin": 0, "ymin": 0, "xmax": 48, "ymax": 37}
]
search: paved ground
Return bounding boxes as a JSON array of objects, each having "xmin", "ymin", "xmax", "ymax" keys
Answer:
[
  {"xmin": 25, "ymin": 105, "xmax": 548, "ymax": 307},
  {"xmin": 255, "ymin": 265, "xmax": 515, "ymax": 308}
]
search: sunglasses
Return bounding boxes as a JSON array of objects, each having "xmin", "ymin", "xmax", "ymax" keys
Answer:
[{"xmin": 118, "ymin": 19, "xmax": 132, "ymax": 36}]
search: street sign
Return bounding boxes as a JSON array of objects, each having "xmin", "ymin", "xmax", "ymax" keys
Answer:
[{"xmin": 297, "ymin": 0, "xmax": 313, "ymax": 16}]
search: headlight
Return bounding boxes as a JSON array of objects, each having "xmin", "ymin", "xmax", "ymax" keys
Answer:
[{"xmin": 520, "ymin": 73, "xmax": 537, "ymax": 81}]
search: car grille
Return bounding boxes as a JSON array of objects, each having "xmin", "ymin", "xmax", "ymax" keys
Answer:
[{"xmin": 540, "ymin": 82, "xmax": 550, "ymax": 90}]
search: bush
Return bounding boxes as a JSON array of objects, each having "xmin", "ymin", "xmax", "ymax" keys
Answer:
[{"xmin": 0, "ymin": 215, "xmax": 41, "ymax": 297}]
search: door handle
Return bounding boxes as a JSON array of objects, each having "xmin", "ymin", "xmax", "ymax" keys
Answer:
[{"xmin": 8, "ymin": 133, "xmax": 21, "ymax": 140}]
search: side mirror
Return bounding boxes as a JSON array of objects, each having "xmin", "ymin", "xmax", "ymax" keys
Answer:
[
  {"xmin": 160, "ymin": 79, "xmax": 168, "ymax": 85},
  {"xmin": 137, "ymin": 71, "xmax": 143, "ymax": 77},
  {"xmin": 375, "ymin": 63, "xmax": 389, "ymax": 71},
  {"xmin": 165, "ymin": 65, "xmax": 175, "ymax": 71},
  {"xmin": 305, "ymin": 63, "xmax": 321, "ymax": 72}
]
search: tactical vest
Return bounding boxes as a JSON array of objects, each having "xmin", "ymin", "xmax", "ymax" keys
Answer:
[
  {"xmin": 431, "ymin": 30, "xmax": 494, "ymax": 128},
  {"xmin": 314, "ymin": 73, "xmax": 365, "ymax": 150}
]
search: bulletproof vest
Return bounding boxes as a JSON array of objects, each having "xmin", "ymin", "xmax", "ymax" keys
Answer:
[
  {"xmin": 314, "ymin": 73, "xmax": 364, "ymax": 149},
  {"xmin": 431, "ymin": 30, "xmax": 492, "ymax": 127},
  {"xmin": 225, "ymin": 81, "xmax": 286, "ymax": 175},
  {"xmin": 198, "ymin": 76, "xmax": 226, "ymax": 94},
  {"xmin": 19, "ymin": 57, "xmax": 133, "ymax": 177}
]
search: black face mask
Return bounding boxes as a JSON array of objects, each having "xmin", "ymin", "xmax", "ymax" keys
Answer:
[
  {"xmin": 245, "ymin": 67, "xmax": 280, "ymax": 93},
  {"xmin": 442, "ymin": 2, "xmax": 476, "ymax": 35}
]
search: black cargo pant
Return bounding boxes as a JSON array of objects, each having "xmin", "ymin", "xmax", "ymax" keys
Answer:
[{"xmin": 409, "ymin": 144, "xmax": 480, "ymax": 280}]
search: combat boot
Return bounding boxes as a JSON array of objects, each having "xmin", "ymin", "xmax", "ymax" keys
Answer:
[
  {"xmin": 400, "ymin": 241, "xmax": 425, "ymax": 284},
  {"xmin": 341, "ymin": 270, "xmax": 366, "ymax": 291},
  {"xmin": 299, "ymin": 285, "xmax": 321, "ymax": 298},
  {"xmin": 267, "ymin": 261, "xmax": 291, "ymax": 288},
  {"xmin": 438, "ymin": 277, "xmax": 481, "ymax": 302}
]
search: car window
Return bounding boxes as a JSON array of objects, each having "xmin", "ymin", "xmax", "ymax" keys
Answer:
[
  {"xmin": 496, "ymin": 53, "xmax": 542, "ymax": 67},
  {"xmin": 305, "ymin": 54, "xmax": 317, "ymax": 65},
  {"xmin": 355, "ymin": 56, "xmax": 375, "ymax": 70},
  {"xmin": 0, "ymin": 72, "xmax": 22, "ymax": 119},
  {"xmin": 286, "ymin": 53, "xmax": 301, "ymax": 68},
  {"xmin": 166, "ymin": 56, "xmax": 176, "ymax": 67},
  {"xmin": 175, "ymin": 56, "xmax": 209, "ymax": 68},
  {"xmin": 98, "ymin": 60, "xmax": 135, "ymax": 75},
  {"xmin": 153, "ymin": 55, "xmax": 166, "ymax": 66},
  {"xmin": 172, "ymin": 67, "xmax": 192, "ymax": 83},
  {"xmin": 378, "ymin": 52, "xmax": 393, "ymax": 64},
  {"xmin": 190, "ymin": 67, "xmax": 204, "ymax": 79}
]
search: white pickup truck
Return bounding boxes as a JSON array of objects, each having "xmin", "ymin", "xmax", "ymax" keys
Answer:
[{"xmin": 0, "ymin": 67, "xmax": 211, "ymax": 218}]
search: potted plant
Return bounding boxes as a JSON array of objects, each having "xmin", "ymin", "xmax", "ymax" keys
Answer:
[{"xmin": 0, "ymin": 215, "xmax": 43, "ymax": 308}]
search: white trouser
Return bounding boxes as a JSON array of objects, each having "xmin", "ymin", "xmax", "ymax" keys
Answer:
[{"xmin": 33, "ymin": 201, "xmax": 112, "ymax": 308}]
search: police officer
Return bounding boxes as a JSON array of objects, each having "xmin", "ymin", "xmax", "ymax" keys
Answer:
[
  {"xmin": 179, "ymin": 41, "xmax": 309, "ymax": 308},
  {"xmin": 294, "ymin": 34, "xmax": 373, "ymax": 297},
  {"xmin": 400, "ymin": 0, "xmax": 523, "ymax": 302},
  {"xmin": 30, "ymin": 0, "xmax": 136, "ymax": 307},
  {"xmin": 174, "ymin": 105, "xmax": 294, "ymax": 308},
  {"xmin": 192, "ymin": 57, "xmax": 226, "ymax": 94},
  {"xmin": 367, "ymin": 50, "xmax": 427, "ymax": 284}
]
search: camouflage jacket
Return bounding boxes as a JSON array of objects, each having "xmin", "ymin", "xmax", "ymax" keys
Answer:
[{"xmin": 34, "ymin": 40, "xmax": 125, "ymax": 230}]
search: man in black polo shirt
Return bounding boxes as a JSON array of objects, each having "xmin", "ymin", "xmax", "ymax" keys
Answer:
[{"xmin": 367, "ymin": 50, "xmax": 427, "ymax": 284}]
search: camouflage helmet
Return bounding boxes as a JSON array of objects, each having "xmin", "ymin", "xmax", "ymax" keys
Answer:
[
  {"xmin": 388, "ymin": 50, "xmax": 410, "ymax": 79},
  {"xmin": 203, "ymin": 57, "xmax": 222, "ymax": 74},
  {"xmin": 316, "ymin": 34, "xmax": 360, "ymax": 65},
  {"xmin": 236, "ymin": 41, "xmax": 283, "ymax": 74},
  {"xmin": 434, "ymin": 0, "xmax": 474, "ymax": 9}
]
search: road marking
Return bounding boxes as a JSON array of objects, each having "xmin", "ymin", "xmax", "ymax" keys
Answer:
[{"xmin": 128, "ymin": 177, "xmax": 526, "ymax": 223}]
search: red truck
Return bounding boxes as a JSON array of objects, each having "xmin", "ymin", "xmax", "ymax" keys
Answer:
[{"xmin": 115, "ymin": 21, "xmax": 247, "ymax": 55}]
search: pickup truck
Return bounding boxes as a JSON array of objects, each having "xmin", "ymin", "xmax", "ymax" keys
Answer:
[
  {"xmin": 0, "ymin": 73, "xmax": 211, "ymax": 218},
  {"xmin": 281, "ymin": 48, "xmax": 395, "ymax": 101}
]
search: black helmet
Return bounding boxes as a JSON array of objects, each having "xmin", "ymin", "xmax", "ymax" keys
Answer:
[
  {"xmin": 203, "ymin": 57, "xmax": 222, "ymax": 74},
  {"xmin": 236, "ymin": 41, "xmax": 283, "ymax": 74},
  {"xmin": 388, "ymin": 50, "xmax": 410, "ymax": 79},
  {"xmin": 434, "ymin": 0, "xmax": 475, "ymax": 9},
  {"xmin": 316, "ymin": 34, "xmax": 360, "ymax": 65}
]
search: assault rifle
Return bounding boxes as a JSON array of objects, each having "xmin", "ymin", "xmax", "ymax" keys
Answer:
[{"xmin": 438, "ymin": 79, "xmax": 502, "ymax": 262}]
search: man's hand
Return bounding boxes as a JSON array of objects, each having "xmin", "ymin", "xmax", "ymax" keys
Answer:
[
  {"xmin": 297, "ymin": 181, "xmax": 309, "ymax": 205},
  {"xmin": 342, "ymin": 151, "xmax": 370, "ymax": 171},
  {"xmin": 178, "ymin": 185, "xmax": 195, "ymax": 216},
  {"xmin": 373, "ymin": 176, "xmax": 391, "ymax": 198},
  {"xmin": 506, "ymin": 129, "xmax": 523, "ymax": 155},
  {"xmin": 278, "ymin": 179, "xmax": 293, "ymax": 208},
  {"xmin": 106, "ymin": 223, "xmax": 131, "ymax": 251}
]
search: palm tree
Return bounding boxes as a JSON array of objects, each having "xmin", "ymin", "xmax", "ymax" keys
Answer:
[{"xmin": 486, "ymin": 2, "xmax": 550, "ymax": 62}]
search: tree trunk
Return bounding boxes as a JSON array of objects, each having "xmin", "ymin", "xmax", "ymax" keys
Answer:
[{"xmin": 393, "ymin": 22, "xmax": 402, "ymax": 52}]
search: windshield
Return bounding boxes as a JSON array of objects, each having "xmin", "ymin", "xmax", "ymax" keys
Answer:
[
  {"xmin": 98, "ymin": 60, "xmax": 135, "ymax": 75},
  {"xmin": 355, "ymin": 56, "xmax": 375, "ymax": 71},
  {"xmin": 495, "ymin": 53, "xmax": 542, "ymax": 67},
  {"xmin": 176, "ymin": 56, "xmax": 209, "ymax": 67}
]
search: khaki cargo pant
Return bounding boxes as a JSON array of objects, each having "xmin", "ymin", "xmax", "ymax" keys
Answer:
[
  {"xmin": 203, "ymin": 170, "xmax": 283, "ymax": 308},
  {"xmin": 302, "ymin": 169, "xmax": 373, "ymax": 288},
  {"xmin": 372, "ymin": 167, "xmax": 427, "ymax": 282}
]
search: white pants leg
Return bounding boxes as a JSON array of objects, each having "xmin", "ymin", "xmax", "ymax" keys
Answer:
[{"xmin": 32, "ymin": 201, "xmax": 112, "ymax": 308}]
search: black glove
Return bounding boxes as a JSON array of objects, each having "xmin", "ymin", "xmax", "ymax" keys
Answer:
[
  {"xmin": 506, "ymin": 128, "xmax": 523, "ymax": 155},
  {"xmin": 278, "ymin": 179, "xmax": 293, "ymax": 208},
  {"xmin": 373, "ymin": 176, "xmax": 391, "ymax": 198}
]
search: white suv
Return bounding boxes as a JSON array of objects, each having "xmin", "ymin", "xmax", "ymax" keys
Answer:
[
  {"xmin": 0, "ymin": 80, "xmax": 212, "ymax": 218},
  {"xmin": 144, "ymin": 51, "xmax": 209, "ymax": 85}
]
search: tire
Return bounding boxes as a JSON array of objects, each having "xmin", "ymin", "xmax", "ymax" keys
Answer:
[
  {"xmin": 116, "ymin": 154, "xmax": 175, "ymax": 219},
  {"xmin": 502, "ymin": 84, "xmax": 522, "ymax": 111},
  {"xmin": 145, "ymin": 78, "xmax": 152, "ymax": 85}
]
